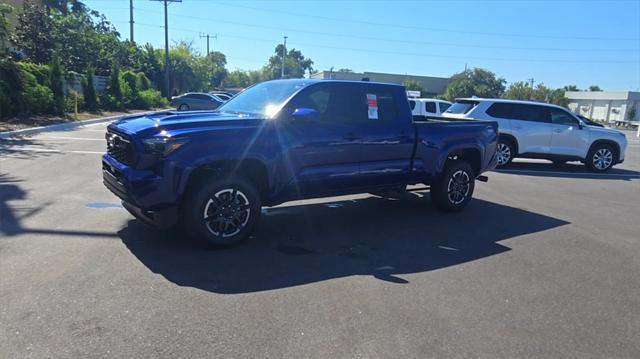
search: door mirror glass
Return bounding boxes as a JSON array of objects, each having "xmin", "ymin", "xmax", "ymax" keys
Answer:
[{"xmin": 291, "ymin": 107, "xmax": 319, "ymax": 121}]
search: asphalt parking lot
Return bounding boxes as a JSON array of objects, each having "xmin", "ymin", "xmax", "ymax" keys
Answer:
[{"xmin": 1, "ymin": 123, "xmax": 639, "ymax": 358}]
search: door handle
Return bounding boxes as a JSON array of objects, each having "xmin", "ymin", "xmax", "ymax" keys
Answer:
[{"xmin": 343, "ymin": 133, "xmax": 360, "ymax": 141}]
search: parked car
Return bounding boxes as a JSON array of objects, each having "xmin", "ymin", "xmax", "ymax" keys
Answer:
[
  {"xmin": 443, "ymin": 98, "xmax": 627, "ymax": 172},
  {"xmin": 209, "ymin": 92, "xmax": 233, "ymax": 101},
  {"xmin": 103, "ymin": 79, "xmax": 498, "ymax": 247},
  {"xmin": 409, "ymin": 98, "xmax": 452, "ymax": 120},
  {"xmin": 171, "ymin": 92, "xmax": 224, "ymax": 111},
  {"xmin": 577, "ymin": 115, "xmax": 605, "ymax": 128}
]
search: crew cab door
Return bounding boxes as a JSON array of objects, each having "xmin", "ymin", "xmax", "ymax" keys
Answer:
[
  {"xmin": 549, "ymin": 107, "xmax": 589, "ymax": 158},
  {"xmin": 276, "ymin": 82, "xmax": 366, "ymax": 196},
  {"xmin": 357, "ymin": 84, "xmax": 415, "ymax": 186}
]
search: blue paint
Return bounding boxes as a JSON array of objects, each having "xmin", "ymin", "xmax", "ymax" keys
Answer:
[{"xmin": 86, "ymin": 202, "xmax": 123, "ymax": 209}]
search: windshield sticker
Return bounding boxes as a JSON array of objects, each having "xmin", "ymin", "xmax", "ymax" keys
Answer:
[{"xmin": 367, "ymin": 94, "xmax": 378, "ymax": 120}]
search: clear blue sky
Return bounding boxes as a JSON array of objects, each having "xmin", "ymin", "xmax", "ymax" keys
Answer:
[{"xmin": 84, "ymin": 0, "xmax": 640, "ymax": 90}]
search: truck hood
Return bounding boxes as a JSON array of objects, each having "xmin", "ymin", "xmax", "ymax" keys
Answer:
[{"xmin": 108, "ymin": 110, "xmax": 264, "ymax": 137}]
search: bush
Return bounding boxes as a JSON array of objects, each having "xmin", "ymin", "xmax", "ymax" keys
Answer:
[
  {"xmin": 137, "ymin": 89, "xmax": 168, "ymax": 109},
  {"xmin": 64, "ymin": 91, "xmax": 84, "ymax": 114},
  {"xmin": 1, "ymin": 59, "xmax": 27, "ymax": 117},
  {"xmin": 99, "ymin": 93, "xmax": 122, "ymax": 111},
  {"xmin": 49, "ymin": 54, "xmax": 65, "ymax": 115},
  {"xmin": 136, "ymin": 72, "xmax": 151, "ymax": 90},
  {"xmin": 24, "ymin": 84, "xmax": 54, "ymax": 114},
  {"xmin": 82, "ymin": 65, "xmax": 98, "ymax": 111},
  {"xmin": 18, "ymin": 62, "xmax": 50, "ymax": 87}
]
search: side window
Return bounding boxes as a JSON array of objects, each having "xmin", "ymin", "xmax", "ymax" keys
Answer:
[
  {"xmin": 409, "ymin": 100, "xmax": 416, "ymax": 110},
  {"xmin": 194, "ymin": 94, "xmax": 211, "ymax": 101},
  {"xmin": 486, "ymin": 103, "xmax": 550, "ymax": 123},
  {"xmin": 486, "ymin": 103, "xmax": 512, "ymax": 119},
  {"xmin": 289, "ymin": 83, "xmax": 366, "ymax": 123},
  {"xmin": 425, "ymin": 102, "xmax": 437, "ymax": 113},
  {"xmin": 366, "ymin": 88, "xmax": 399, "ymax": 122},
  {"xmin": 439, "ymin": 103, "xmax": 451, "ymax": 113},
  {"xmin": 521, "ymin": 105, "xmax": 551, "ymax": 123},
  {"xmin": 550, "ymin": 108, "xmax": 579, "ymax": 126}
]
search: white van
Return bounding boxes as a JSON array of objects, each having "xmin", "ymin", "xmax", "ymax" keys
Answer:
[{"xmin": 409, "ymin": 98, "xmax": 452, "ymax": 120}]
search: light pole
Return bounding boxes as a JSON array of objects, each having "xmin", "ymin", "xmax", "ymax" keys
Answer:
[
  {"xmin": 281, "ymin": 36, "xmax": 287, "ymax": 79},
  {"xmin": 129, "ymin": 0, "xmax": 134, "ymax": 43},
  {"xmin": 151, "ymin": 0, "xmax": 182, "ymax": 98}
]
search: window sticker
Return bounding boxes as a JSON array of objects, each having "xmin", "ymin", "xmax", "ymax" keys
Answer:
[{"xmin": 367, "ymin": 94, "xmax": 378, "ymax": 120}]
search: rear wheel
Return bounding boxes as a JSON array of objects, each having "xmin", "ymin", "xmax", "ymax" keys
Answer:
[
  {"xmin": 586, "ymin": 144, "xmax": 615, "ymax": 172},
  {"xmin": 431, "ymin": 160, "xmax": 475, "ymax": 212},
  {"xmin": 178, "ymin": 104, "xmax": 190, "ymax": 111},
  {"xmin": 496, "ymin": 139, "xmax": 515, "ymax": 168},
  {"xmin": 183, "ymin": 176, "xmax": 261, "ymax": 247}
]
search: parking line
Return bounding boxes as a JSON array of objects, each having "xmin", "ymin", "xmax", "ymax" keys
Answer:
[
  {"xmin": 496, "ymin": 169, "xmax": 640, "ymax": 178},
  {"xmin": 37, "ymin": 136, "xmax": 104, "ymax": 141},
  {"xmin": 1, "ymin": 147, "xmax": 104, "ymax": 155}
]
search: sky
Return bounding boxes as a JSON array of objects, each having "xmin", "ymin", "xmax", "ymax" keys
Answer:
[{"xmin": 83, "ymin": 0, "xmax": 640, "ymax": 91}]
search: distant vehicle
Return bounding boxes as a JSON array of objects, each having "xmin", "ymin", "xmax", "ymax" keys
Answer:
[
  {"xmin": 409, "ymin": 98, "xmax": 452, "ymax": 119},
  {"xmin": 443, "ymin": 98, "xmax": 627, "ymax": 172},
  {"xmin": 171, "ymin": 93, "xmax": 224, "ymax": 111},
  {"xmin": 577, "ymin": 115, "xmax": 605, "ymax": 128},
  {"xmin": 103, "ymin": 79, "xmax": 499, "ymax": 247},
  {"xmin": 209, "ymin": 91, "xmax": 234, "ymax": 101}
]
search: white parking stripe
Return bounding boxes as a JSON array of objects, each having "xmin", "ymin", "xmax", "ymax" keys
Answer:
[
  {"xmin": 1, "ymin": 147, "xmax": 104, "ymax": 154},
  {"xmin": 37, "ymin": 136, "xmax": 104, "ymax": 141},
  {"xmin": 497, "ymin": 169, "xmax": 640, "ymax": 178}
]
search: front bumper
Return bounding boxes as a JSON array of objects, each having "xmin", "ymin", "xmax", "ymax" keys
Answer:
[{"xmin": 102, "ymin": 154, "xmax": 180, "ymax": 228}]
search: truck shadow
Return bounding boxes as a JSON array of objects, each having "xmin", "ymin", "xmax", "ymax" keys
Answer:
[{"xmin": 119, "ymin": 195, "xmax": 569, "ymax": 294}]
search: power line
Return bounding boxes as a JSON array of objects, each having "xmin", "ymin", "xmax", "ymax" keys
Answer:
[
  {"xmin": 131, "ymin": 8, "xmax": 640, "ymax": 54},
  {"xmin": 213, "ymin": 1, "xmax": 640, "ymax": 42},
  {"xmin": 133, "ymin": 22, "xmax": 639, "ymax": 64}
]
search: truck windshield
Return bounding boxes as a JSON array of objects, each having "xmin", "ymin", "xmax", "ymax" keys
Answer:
[
  {"xmin": 445, "ymin": 100, "xmax": 479, "ymax": 115},
  {"xmin": 217, "ymin": 81, "xmax": 309, "ymax": 118}
]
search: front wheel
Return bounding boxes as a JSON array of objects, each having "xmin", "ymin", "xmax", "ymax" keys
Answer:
[
  {"xmin": 586, "ymin": 144, "xmax": 615, "ymax": 172},
  {"xmin": 430, "ymin": 160, "xmax": 476, "ymax": 212},
  {"xmin": 183, "ymin": 176, "xmax": 261, "ymax": 247},
  {"xmin": 178, "ymin": 104, "xmax": 190, "ymax": 111}
]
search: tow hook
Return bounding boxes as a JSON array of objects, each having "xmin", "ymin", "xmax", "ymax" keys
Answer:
[{"xmin": 477, "ymin": 175, "xmax": 489, "ymax": 183}]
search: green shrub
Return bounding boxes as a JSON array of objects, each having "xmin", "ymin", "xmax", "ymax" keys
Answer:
[
  {"xmin": 49, "ymin": 54, "xmax": 65, "ymax": 115},
  {"xmin": 64, "ymin": 91, "xmax": 84, "ymax": 114},
  {"xmin": 137, "ymin": 89, "xmax": 168, "ymax": 109},
  {"xmin": 82, "ymin": 65, "xmax": 98, "ymax": 111},
  {"xmin": 99, "ymin": 93, "xmax": 122, "ymax": 111},
  {"xmin": 18, "ymin": 62, "xmax": 50, "ymax": 87},
  {"xmin": 24, "ymin": 84, "xmax": 54, "ymax": 114},
  {"xmin": 0, "ymin": 59, "xmax": 27, "ymax": 117},
  {"xmin": 136, "ymin": 72, "xmax": 151, "ymax": 91}
]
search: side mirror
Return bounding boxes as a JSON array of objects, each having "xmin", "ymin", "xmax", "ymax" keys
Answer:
[
  {"xmin": 291, "ymin": 107, "xmax": 319, "ymax": 121},
  {"xmin": 577, "ymin": 120, "xmax": 584, "ymax": 129}
]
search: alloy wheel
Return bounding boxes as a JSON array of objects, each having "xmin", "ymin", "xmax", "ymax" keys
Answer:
[
  {"xmin": 593, "ymin": 148, "xmax": 613, "ymax": 170},
  {"xmin": 447, "ymin": 170, "xmax": 471, "ymax": 205},
  {"xmin": 203, "ymin": 188, "xmax": 251, "ymax": 237},
  {"xmin": 496, "ymin": 143, "xmax": 511, "ymax": 166}
]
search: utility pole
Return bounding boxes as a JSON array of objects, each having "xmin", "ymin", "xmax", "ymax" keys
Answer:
[
  {"xmin": 528, "ymin": 78, "xmax": 535, "ymax": 89},
  {"xmin": 129, "ymin": 0, "xmax": 134, "ymax": 42},
  {"xmin": 281, "ymin": 36, "xmax": 287, "ymax": 79},
  {"xmin": 200, "ymin": 33, "xmax": 217, "ymax": 56},
  {"xmin": 152, "ymin": 0, "xmax": 181, "ymax": 98}
]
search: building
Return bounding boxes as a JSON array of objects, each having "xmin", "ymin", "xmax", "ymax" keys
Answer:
[
  {"xmin": 565, "ymin": 91, "xmax": 640, "ymax": 124},
  {"xmin": 310, "ymin": 70, "xmax": 449, "ymax": 97}
]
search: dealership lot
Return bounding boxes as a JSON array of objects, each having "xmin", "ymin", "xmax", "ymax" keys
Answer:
[{"xmin": 1, "ymin": 124, "xmax": 639, "ymax": 358}]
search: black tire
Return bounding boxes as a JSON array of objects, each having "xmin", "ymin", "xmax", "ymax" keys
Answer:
[
  {"xmin": 430, "ymin": 160, "xmax": 476, "ymax": 212},
  {"xmin": 496, "ymin": 138, "xmax": 515, "ymax": 168},
  {"xmin": 585, "ymin": 144, "xmax": 615, "ymax": 172},
  {"xmin": 178, "ymin": 104, "xmax": 190, "ymax": 111},
  {"xmin": 182, "ymin": 176, "xmax": 261, "ymax": 247}
]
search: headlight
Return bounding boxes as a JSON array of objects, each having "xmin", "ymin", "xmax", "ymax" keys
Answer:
[{"xmin": 141, "ymin": 137, "xmax": 189, "ymax": 156}]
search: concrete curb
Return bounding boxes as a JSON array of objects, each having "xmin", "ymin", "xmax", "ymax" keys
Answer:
[{"xmin": 0, "ymin": 110, "xmax": 161, "ymax": 139}]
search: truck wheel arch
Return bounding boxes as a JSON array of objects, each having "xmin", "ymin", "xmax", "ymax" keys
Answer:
[
  {"xmin": 447, "ymin": 148, "xmax": 481, "ymax": 176},
  {"xmin": 183, "ymin": 159, "xmax": 269, "ymax": 200}
]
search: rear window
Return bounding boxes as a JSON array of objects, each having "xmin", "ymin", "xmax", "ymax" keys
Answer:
[
  {"xmin": 439, "ymin": 102, "xmax": 451, "ymax": 113},
  {"xmin": 409, "ymin": 100, "xmax": 416, "ymax": 110},
  {"xmin": 445, "ymin": 100, "xmax": 479, "ymax": 114}
]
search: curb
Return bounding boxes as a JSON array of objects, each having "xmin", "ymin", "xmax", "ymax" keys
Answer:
[{"xmin": 0, "ymin": 110, "xmax": 161, "ymax": 139}]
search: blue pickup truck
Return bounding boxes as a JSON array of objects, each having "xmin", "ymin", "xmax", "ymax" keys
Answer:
[{"xmin": 103, "ymin": 79, "xmax": 498, "ymax": 246}]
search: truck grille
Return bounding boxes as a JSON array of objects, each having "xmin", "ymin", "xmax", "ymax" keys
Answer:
[{"xmin": 106, "ymin": 131, "xmax": 135, "ymax": 165}]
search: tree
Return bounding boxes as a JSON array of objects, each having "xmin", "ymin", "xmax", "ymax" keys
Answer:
[
  {"xmin": 202, "ymin": 51, "xmax": 228, "ymax": 89},
  {"xmin": 108, "ymin": 60, "xmax": 122, "ymax": 101},
  {"xmin": 443, "ymin": 68, "xmax": 506, "ymax": 101},
  {"xmin": 403, "ymin": 79, "xmax": 425, "ymax": 94},
  {"xmin": 12, "ymin": 0, "xmax": 56, "ymax": 64},
  {"xmin": 563, "ymin": 85, "xmax": 580, "ymax": 91},
  {"xmin": 49, "ymin": 53, "xmax": 65, "ymax": 115},
  {"xmin": 82, "ymin": 64, "xmax": 97, "ymax": 111},
  {"xmin": 504, "ymin": 81, "xmax": 569, "ymax": 107},
  {"xmin": 0, "ymin": 4, "xmax": 12, "ymax": 55},
  {"xmin": 588, "ymin": 85, "xmax": 602, "ymax": 91},
  {"xmin": 262, "ymin": 45, "xmax": 313, "ymax": 80}
]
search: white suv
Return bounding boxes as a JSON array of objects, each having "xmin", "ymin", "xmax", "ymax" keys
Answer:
[
  {"xmin": 443, "ymin": 98, "xmax": 627, "ymax": 172},
  {"xmin": 409, "ymin": 98, "xmax": 452, "ymax": 119}
]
